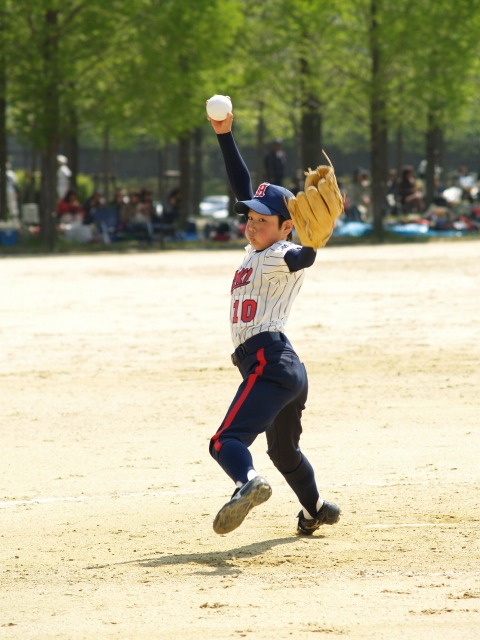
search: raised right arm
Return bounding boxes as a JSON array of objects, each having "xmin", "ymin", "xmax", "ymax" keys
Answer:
[
  {"xmin": 208, "ymin": 110, "xmax": 253, "ymax": 202},
  {"xmin": 216, "ymin": 132, "xmax": 253, "ymax": 202}
]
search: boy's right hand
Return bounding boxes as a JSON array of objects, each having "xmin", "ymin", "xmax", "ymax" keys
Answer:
[{"xmin": 208, "ymin": 110, "xmax": 233, "ymax": 135}]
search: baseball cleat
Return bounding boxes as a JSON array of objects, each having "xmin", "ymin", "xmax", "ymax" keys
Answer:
[
  {"xmin": 296, "ymin": 500, "xmax": 341, "ymax": 535},
  {"xmin": 213, "ymin": 476, "xmax": 272, "ymax": 535}
]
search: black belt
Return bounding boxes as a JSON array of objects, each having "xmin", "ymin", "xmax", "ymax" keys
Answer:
[{"xmin": 231, "ymin": 332, "xmax": 286, "ymax": 367}]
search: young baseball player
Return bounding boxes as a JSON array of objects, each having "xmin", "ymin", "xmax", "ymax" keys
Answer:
[{"xmin": 208, "ymin": 105, "xmax": 341, "ymax": 536}]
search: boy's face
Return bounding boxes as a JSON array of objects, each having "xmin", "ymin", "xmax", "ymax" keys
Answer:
[{"xmin": 245, "ymin": 210, "xmax": 293, "ymax": 250}]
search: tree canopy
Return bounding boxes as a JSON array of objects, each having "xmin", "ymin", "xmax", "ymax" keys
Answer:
[{"xmin": 2, "ymin": 0, "xmax": 480, "ymax": 243}]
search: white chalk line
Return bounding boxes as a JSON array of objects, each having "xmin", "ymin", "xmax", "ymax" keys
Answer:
[
  {"xmin": 367, "ymin": 523, "xmax": 459, "ymax": 529},
  {"xmin": 0, "ymin": 488, "xmax": 202, "ymax": 508},
  {"xmin": 1, "ymin": 479, "xmax": 477, "ymax": 511}
]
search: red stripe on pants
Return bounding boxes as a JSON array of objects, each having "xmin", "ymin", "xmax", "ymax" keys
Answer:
[{"xmin": 212, "ymin": 348, "xmax": 266, "ymax": 452}]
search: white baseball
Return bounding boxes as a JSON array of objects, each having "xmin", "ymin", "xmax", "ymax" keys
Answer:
[{"xmin": 206, "ymin": 95, "xmax": 232, "ymax": 121}]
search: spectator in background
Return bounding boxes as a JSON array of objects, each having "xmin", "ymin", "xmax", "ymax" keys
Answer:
[
  {"xmin": 138, "ymin": 187, "xmax": 156, "ymax": 221},
  {"xmin": 265, "ymin": 138, "xmax": 287, "ymax": 185},
  {"xmin": 397, "ymin": 165, "xmax": 425, "ymax": 213},
  {"xmin": 56, "ymin": 189, "xmax": 84, "ymax": 224},
  {"xmin": 386, "ymin": 168, "xmax": 399, "ymax": 216},
  {"xmin": 82, "ymin": 191, "xmax": 103, "ymax": 225},
  {"xmin": 163, "ymin": 187, "xmax": 180, "ymax": 226},
  {"xmin": 6, "ymin": 162, "xmax": 19, "ymax": 219},
  {"xmin": 119, "ymin": 189, "xmax": 153, "ymax": 242},
  {"xmin": 456, "ymin": 165, "xmax": 477, "ymax": 203},
  {"xmin": 119, "ymin": 189, "xmax": 141, "ymax": 229},
  {"xmin": 344, "ymin": 168, "xmax": 370, "ymax": 222},
  {"xmin": 151, "ymin": 186, "xmax": 180, "ymax": 240},
  {"xmin": 110, "ymin": 188, "xmax": 127, "ymax": 215},
  {"xmin": 56, "ymin": 155, "xmax": 72, "ymax": 199}
]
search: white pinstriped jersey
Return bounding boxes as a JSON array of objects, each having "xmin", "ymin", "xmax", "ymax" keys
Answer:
[{"xmin": 230, "ymin": 241, "xmax": 305, "ymax": 348}]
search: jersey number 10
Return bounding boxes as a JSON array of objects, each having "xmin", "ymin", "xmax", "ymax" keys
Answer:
[{"xmin": 232, "ymin": 299, "xmax": 257, "ymax": 323}]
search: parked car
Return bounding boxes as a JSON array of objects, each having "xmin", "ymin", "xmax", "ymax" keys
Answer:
[{"xmin": 199, "ymin": 195, "xmax": 230, "ymax": 219}]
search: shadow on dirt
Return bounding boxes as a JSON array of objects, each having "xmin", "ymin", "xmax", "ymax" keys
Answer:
[{"xmin": 86, "ymin": 535, "xmax": 317, "ymax": 575}]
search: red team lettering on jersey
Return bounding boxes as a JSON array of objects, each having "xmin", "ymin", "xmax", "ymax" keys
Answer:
[
  {"xmin": 231, "ymin": 267, "xmax": 256, "ymax": 324},
  {"xmin": 231, "ymin": 267, "xmax": 252, "ymax": 293},
  {"xmin": 229, "ymin": 242, "xmax": 305, "ymax": 348}
]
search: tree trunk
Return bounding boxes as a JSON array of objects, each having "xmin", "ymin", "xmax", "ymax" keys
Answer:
[
  {"xmin": 256, "ymin": 101, "xmax": 265, "ymax": 184},
  {"xmin": 66, "ymin": 107, "xmax": 79, "ymax": 192},
  {"xmin": 0, "ymin": 89, "xmax": 7, "ymax": 223},
  {"xmin": 102, "ymin": 125, "xmax": 111, "ymax": 201},
  {"xmin": 425, "ymin": 115, "xmax": 443, "ymax": 207},
  {"xmin": 437, "ymin": 128, "xmax": 445, "ymax": 176},
  {"xmin": 395, "ymin": 127, "xmax": 404, "ymax": 177},
  {"xmin": 369, "ymin": 0, "xmax": 388, "ymax": 241},
  {"xmin": 39, "ymin": 9, "xmax": 60, "ymax": 251},
  {"xmin": 301, "ymin": 101, "xmax": 322, "ymax": 171},
  {"xmin": 300, "ymin": 58, "xmax": 322, "ymax": 171},
  {"xmin": 0, "ymin": 6, "xmax": 7, "ymax": 221},
  {"xmin": 157, "ymin": 147, "xmax": 164, "ymax": 203},
  {"xmin": 192, "ymin": 127, "xmax": 202, "ymax": 216},
  {"xmin": 178, "ymin": 135, "xmax": 191, "ymax": 228},
  {"xmin": 370, "ymin": 101, "xmax": 388, "ymax": 239},
  {"xmin": 25, "ymin": 150, "xmax": 38, "ymax": 203},
  {"xmin": 291, "ymin": 113, "xmax": 302, "ymax": 189},
  {"xmin": 160, "ymin": 143, "xmax": 172, "ymax": 206},
  {"xmin": 40, "ymin": 150, "xmax": 57, "ymax": 250}
]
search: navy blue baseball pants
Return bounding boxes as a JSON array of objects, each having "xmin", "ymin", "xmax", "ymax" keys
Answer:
[{"xmin": 209, "ymin": 332, "xmax": 320, "ymax": 515}]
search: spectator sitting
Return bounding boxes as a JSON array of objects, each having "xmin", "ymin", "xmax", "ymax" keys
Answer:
[
  {"xmin": 211, "ymin": 221, "xmax": 231, "ymax": 241},
  {"xmin": 138, "ymin": 187, "xmax": 156, "ymax": 221},
  {"xmin": 386, "ymin": 168, "xmax": 399, "ymax": 215},
  {"xmin": 110, "ymin": 187, "xmax": 127, "ymax": 212},
  {"xmin": 456, "ymin": 166, "xmax": 477, "ymax": 202},
  {"xmin": 432, "ymin": 176, "xmax": 450, "ymax": 208},
  {"xmin": 151, "ymin": 187, "xmax": 180, "ymax": 240},
  {"xmin": 82, "ymin": 191, "xmax": 104, "ymax": 225},
  {"xmin": 163, "ymin": 187, "xmax": 180, "ymax": 226},
  {"xmin": 56, "ymin": 189, "xmax": 84, "ymax": 224},
  {"xmin": 119, "ymin": 190, "xmax": 141, "ymax": 229},
  {"xmin": 397, "ymin": 166, "xmax": 425, "ymax": 213},
  {"xmin": 429, "ymin": 206, "xmax": 454, "ymax": 231},
  {"xmin": 344, "ymin": 168, "xmax": 370, "ymax": 222},
  {"xmin": 119, "ymin": 189, "xmax": 153, "ymax": 243}
]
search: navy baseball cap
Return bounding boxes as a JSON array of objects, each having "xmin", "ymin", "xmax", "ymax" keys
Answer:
[{"xmin": 234, "ymin": 183, "xmax": 293, "ymax": 220}]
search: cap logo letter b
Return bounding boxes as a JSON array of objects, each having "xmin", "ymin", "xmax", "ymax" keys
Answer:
[{"xmin": 254, "ymin": 183, "xmax": 269, "ymax": 198}]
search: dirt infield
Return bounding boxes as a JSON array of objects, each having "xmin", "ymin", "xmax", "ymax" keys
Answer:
[{"xmin": 1, "ymin": 240, "xmax": 479, "ymax": 639}]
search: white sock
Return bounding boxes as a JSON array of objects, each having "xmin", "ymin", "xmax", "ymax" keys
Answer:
[
  {"xmin": 302, "ymin": 498, "xmax": 324, "ymax": 520},
  {"xmin": 235, "ymin": 470, "xmax": 258, "ymax": 489}
]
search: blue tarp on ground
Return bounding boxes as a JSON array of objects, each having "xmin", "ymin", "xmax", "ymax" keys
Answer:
[
  {"xmin": 332, "ymin": 220, "xmax": 473, "ymax": 239},
  {"xmin": 387, "ymin": 223, "xmax": 466, "ymax": 238},
  {"xmin": 333, "ymin": 221, "xmax": 373, "ymax": 237}
]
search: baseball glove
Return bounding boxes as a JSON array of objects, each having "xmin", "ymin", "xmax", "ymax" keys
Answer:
[{"xmin": 287, "ymin": 150, "xmax": 344, "ymax": 248}]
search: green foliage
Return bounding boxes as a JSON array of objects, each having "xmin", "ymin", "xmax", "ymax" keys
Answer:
[
  {"xmin": 122, "ymin": 0, "xmax": 244, "ymax": 141},
  {"xmin": 3, "ymin": 0, "xmax": 480, "ymax": 173},
  {"xmin": 13, "ymin": 168, "xmax": 94, "ymax": 203},
  {"xmin": 11, "ymin": 169, "xmax": 34, "ymax": 200},
  {"xmin": 387, "ymin": 0, "xmax": 480, "ymax": 132},
  {"xmin": 76, "ymin": 173, "xmax": 95, "ymax": 202}
]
